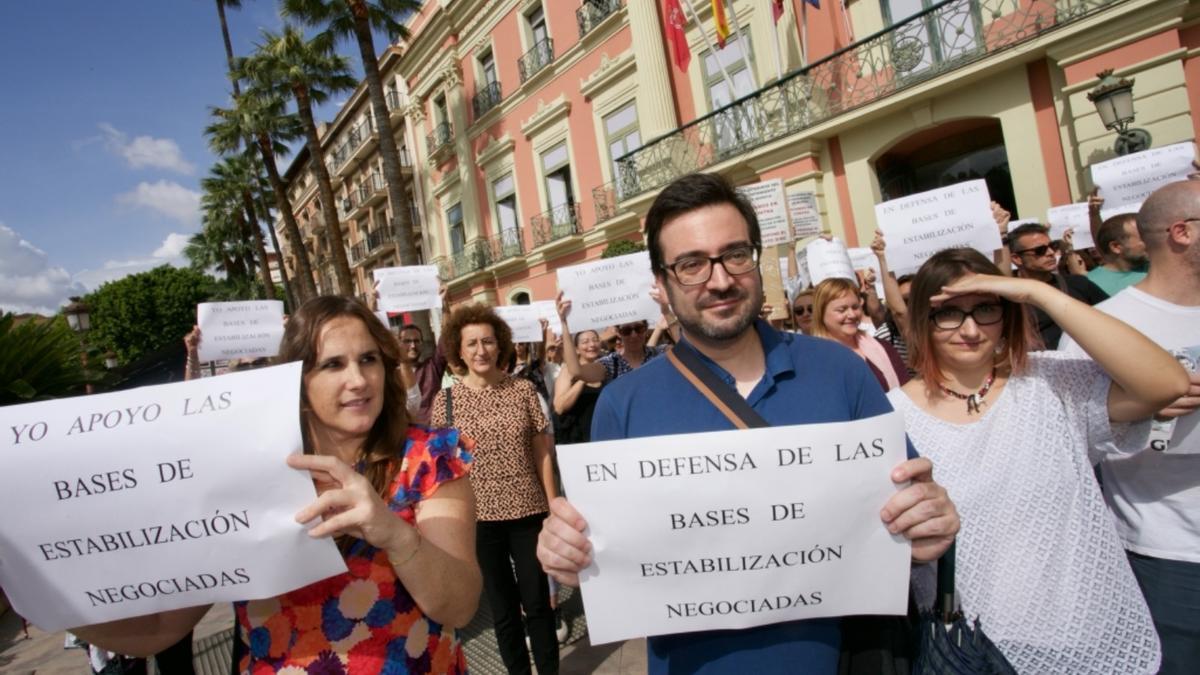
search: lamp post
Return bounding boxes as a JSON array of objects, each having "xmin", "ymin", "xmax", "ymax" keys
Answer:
[
  {"xmin": 1086, "ymin": 69, "xmax": 1151, "ymax": 156},
  {"xmin": 63, "ymin": 297, "xmax": 94, "ymax": 394}
]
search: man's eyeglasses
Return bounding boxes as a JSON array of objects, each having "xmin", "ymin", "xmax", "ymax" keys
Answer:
[
  {"xmin": 1014, "ymin": 242, "xmax": 1059, "ymax": 258},
  {"xmin": 400, "ymin": 338, "xmax": 422, "ymax": 345},
  {"xmin": 792, "ymin": 304, "xmax": 813, "ymax": 316},
  {"xmin": 617, "ymin": 324, "xmax": 647, "ymax": 337},
  {"xmin": 663, "ymin": 246, "xmax": 759, "ymax": 286},
  {"xmin": 930, "ymin": 303, "xmax": 1005, "ymax": 330}
]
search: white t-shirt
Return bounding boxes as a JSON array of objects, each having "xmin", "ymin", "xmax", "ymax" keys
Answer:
[
  {"xmin": 1059, "ymin": 285, "xmax": 1200, "ymax": 563},
  {"xmin": 889, "ymin": 353, "xmax": 1159, "ymax": 674}
]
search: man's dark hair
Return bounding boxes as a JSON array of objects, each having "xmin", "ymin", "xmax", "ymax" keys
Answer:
[
  {"xmin": 1006, "ymin": 223, "xmax": 1049, "ymax": 253},
  {"xmin": 398, "ymin": 323, "xmax": 423, "ymax": 337},
  {"xmin": 1095, "ymin": 213, "xmax": 1136, "ymax": 259},
  {"xmin": 644, "ymin": 173, "xmax": 761, "ymax": 274}
]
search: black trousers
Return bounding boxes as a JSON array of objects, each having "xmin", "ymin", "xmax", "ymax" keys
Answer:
[{"xmin": 477, "ymin": 512, "xmax": 558, "ymax": 675}]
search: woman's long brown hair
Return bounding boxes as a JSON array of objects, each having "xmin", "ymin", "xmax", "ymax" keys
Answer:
[{"xmin": 276, "ymin": 296, "xmax": 408, "ymax": 499}]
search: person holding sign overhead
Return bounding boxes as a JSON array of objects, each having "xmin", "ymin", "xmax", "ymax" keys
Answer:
[
  {"xmin": 889, "ymin": 248, "xmax": 1187, "ymax": 673},
  {"xmin": 1007, "ymin": 220, "xmax": 1107, "ymax": 348},
  {"xmin": 556, "ymin": 295, "xmax": 667, "ymax": 386},
  {"xmin": 72, "ymin": 296, "xmax": 480, "ymax": 674},
  {"xmin": 538, "ymin": 173, "xmax": 959, "ymax": 674},
  {"xmin": 431, "ymin": 304, "xmax": 559, "ymax": 675}
]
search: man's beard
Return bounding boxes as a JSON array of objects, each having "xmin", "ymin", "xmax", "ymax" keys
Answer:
[{"xmin": 669, "ymin": 282, "xmax": 763, "ymax": 343}]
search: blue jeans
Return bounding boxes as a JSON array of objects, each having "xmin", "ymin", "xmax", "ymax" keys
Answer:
[{"xmin": 1128, "ymin": 551, "xmax": 1200, "ymax": 675}]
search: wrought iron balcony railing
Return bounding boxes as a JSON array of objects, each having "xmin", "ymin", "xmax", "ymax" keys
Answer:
[
  {"xmin": 449, "ymin": 240, "xmax": 492, "ymax": 277},
  {"xmin": 531, "ymin": 203, "xmax": 581, "ymax": 247},
  {"xmin": 577, "ymin": 0, "xmax": 623, "ymax": 38},
  {"xmin": 473, "ymin": 81, "xmax": 503, "ymax": 119},
  {"xmin": 488, "ymin": 228, "xmax": 525, "ymax": 262},
  {"xmin": 518, "ymin": 38, "xmax": 555, "ymax": 84},
  {"xmin": 350, "ymin": 240, "xmax": 368, "ymax": 263},
  {"xmin": 613, "ymin": 0, "xmax": 1124, "ymax": 198},
  {"xmin": 432, "ymin": 256, "xmax": 452, "ymax": 280},
  {"xmin": 339, "ymin": 192, "xmax": 357, "ymax": 218},
  {"xmin": 426, "ymin": 121, "xmax": 453, "ymax": 154},
  {"xmin": 386, "ymin": 90, "xmax": 405, "ymax": 111},
  {"xmin": 366, "ymin": 227, "xmax": 392, "ymax": 253}
]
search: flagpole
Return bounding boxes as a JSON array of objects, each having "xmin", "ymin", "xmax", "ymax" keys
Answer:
[
  {"xmin": 801, "ymin": 0, "xmax": 809, "ymax": 67},
  {"xmin": 724, "ymin": 0, "xmax": 758, "ymax": 89},
  {"xmin": 680, "ymin": 0, "xmax": 739, "ymax": 98},
  {"xmin": 767, "ymin": 0, "xmax": 786, "ymax": 83}
]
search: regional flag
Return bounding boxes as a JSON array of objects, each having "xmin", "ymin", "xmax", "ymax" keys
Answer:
[
  {"xmin": 663, "ymin": 0, "xmax": 691, "ymax": 71},
  {"xmin": 712, "ymin": 0, "xmax": 731, "ymax": 48},
  {"xmin": 772, "ymin": 0, "xmax": 785, "ymax": 23}
]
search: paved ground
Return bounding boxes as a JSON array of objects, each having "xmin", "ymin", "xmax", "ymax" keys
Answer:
[{"xmin": 0, "ymin": 586, "xmax": 646, "ymax": 674}]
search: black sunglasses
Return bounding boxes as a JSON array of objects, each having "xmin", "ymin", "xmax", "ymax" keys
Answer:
[
  {"xmin": 792, "ymin": 304, "xmax": 813, "ymax": 316},
  {"xmin": 617, "ymin": 324, "xmax": 647, "ymax": 336},
  {"xmin": 1014, "ymin": 242, "xmax": 1059, "ymax": 257}
]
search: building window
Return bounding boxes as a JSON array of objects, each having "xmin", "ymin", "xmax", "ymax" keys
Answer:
[
  {"xmin": 701, "ymin": 33, "xmax": 756, "ymax": 156},
  {"xmin": 542, "ymin": 143, "xmax": 575, "ymax": 213},
  {"xmin": 473, "ymin": 49, "xmax": 503, "ymax": 118},
  {"xmin": 446, "ymin": 203, "xmax": 464, "ymax": 254},
  {"xmin": 603, "ymin": 101, "xmax": 641, "ymax": 198},
  {"xmin": 880, "ymin": 0, "xmax": 981, "ymax": 76},
  {"xmin": 493, "ymin": 174, "xmax": 522, "ymax": 259},
  {"xmin": 519, "ymin": 5, "xmax": 555, "ymax": 82},
  {"xmin": 528, "ymin": 5, "xmax": 549, "ymax": 44}
]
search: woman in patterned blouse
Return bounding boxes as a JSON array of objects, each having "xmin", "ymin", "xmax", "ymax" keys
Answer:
[
  {"xmin": 74, "ymin": 296, "xmax": 480, "ymax": 674},
  {"xmin": 432, "ymin": 304, "xmax": 559, "ymax": 675}
]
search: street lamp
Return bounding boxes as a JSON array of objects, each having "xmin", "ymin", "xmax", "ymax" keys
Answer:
[
  {"xmin": 1086, "ymin": 69, "xmax": 1151, "ymax": 155},
  {"xmin": 64, "ymin": 297, "xmax": 91, "ymax": 333}
]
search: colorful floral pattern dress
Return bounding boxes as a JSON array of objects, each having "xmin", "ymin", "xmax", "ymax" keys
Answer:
[{"xmin": 234, "ymin": 425, "xmax": 474, "ymax": 674}]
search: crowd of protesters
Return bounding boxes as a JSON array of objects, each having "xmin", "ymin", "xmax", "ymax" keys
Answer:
[{"xmin": 46, "ymin": 168, "xmax": 1199, "ymax": 675}]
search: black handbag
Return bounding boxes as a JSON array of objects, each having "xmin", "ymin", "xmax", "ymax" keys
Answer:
[
  {"xmin": 664, "ymin": 345, "xmax": 916, "ymax": 674},
  {"xmin": 913, "ymin": 541, "xmax": 1017, "ymax": 675}
]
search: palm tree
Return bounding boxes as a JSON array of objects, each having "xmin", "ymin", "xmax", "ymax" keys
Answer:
[
  {"xmin": 206, "ymin": 94, "xmax": 319, "ymax": 302},
  {"xmin": 211, "ymin": 0, "xmax": 300, "ymax": 309},
  {"xmin": 244, "ymin": 25, "xmax": 357, "ymax": 296},
  {"xmin": 282, "ymin": 0, "xmax": 424, "ymax": 320},
  {"xmin": 203, "ymin": 156, "xmax": 278, "ymax": 299},
  {"xmin": 186, "ymin": 200, "xmax": 248, "ymax": 281}
]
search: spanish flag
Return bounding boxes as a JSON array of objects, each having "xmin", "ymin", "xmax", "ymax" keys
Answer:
[{"xmin": 712, "ymin": 0, "xmax": 730, "ymax": 48}]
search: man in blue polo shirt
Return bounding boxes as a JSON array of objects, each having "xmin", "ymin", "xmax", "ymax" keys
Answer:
[{"xmin": 537, "ymin": 172, "xmax": 959, "ymax": 674}]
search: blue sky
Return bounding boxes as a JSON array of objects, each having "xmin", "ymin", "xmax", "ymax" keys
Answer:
[{"xmin": 0, "ymin": 1, "xmax": 383, "ymax": 314}]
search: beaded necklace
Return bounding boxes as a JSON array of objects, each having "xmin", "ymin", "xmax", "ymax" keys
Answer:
[{"xmin": 938, "ymin": 367, "xmax": 997, "ymax": 414}]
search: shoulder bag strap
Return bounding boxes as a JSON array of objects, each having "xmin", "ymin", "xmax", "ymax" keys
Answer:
[
  {"xmin": 936, "ymin": 539, "xmax": 958, "ymax": 622},
  {"xmin": 666, "ymin": 345, "xmax": 769, "ymax": 429},
  {"xmin": 445, "ymin": 386, "xmax": 454, "ymax": 427}
]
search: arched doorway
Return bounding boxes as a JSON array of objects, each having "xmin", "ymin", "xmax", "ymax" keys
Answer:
[{"xmin": 875, "ymin": 118, "xmax": 1018, "ymax": 217}]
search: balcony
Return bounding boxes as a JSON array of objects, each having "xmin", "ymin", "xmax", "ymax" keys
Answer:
[
  {"xmin": 358, "ymin": 172, "xmax": 387, "ymax": 208},
  {"xmin": 426, "ymin": 121, "xmax": 454, "ymax": 161},
  {"xmin": 472, "ymin": 81, "xmax": 503, "ymax": 120},
  {"xmin": 449, "ymin": 240, "xmax": 492, "ymax": 278},
  {"xmin": 531, "ymin": 203, "xmax": 581, "ymax": 247},
  {"xmin": 366, "ymin": 227, "xmax": 394, "ymax": 255},
  {"xmin": 350, "ymin": 240, "xmax": 368, "ymax": 265},
  {"xmin": 386, "ymin": 90, "xmax": 406, "ymax": 121},
  {"xmin": 338, "ymin": 192, "xmax": 357, "ymax": 220},
  {"xmin": 518, "ymin": 38, "xmax": 555, "ymax": 84},
  {"xmin": 577, "ymin": 0, "xmax": 623, "ymax": 39},
  {"xmin": 488, "ymin": 228, "xmax": 525, "ymax": 263},
  {"xmin": 347, "ymin": 116, "xmax": 377, "ymax": 166},
  {"xmin": 612, "ymin": 0, "xmax": 1123, "ymax": 198},
  {"xmin": 592, "ymin": 183, "xmax": 619, "ymax": 223}
]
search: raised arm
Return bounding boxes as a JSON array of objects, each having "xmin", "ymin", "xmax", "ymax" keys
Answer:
[
  {"xmin": 991, "ymin": 202, "xmax": 1013, "ymax": 278},
  {"xmin": 183, "ymin": 326, "xmax": 201, "ymax": 381},
  {"xmin": 871, "ymin": 231, "xmax": 908, "ymax": 322},
  {"xmin": 858, "ymin": 268, "xmax": 886, "ymax": 326},
  {"xmin": 1087, "ymin": 189, "xmax": 1104, "ymax": 247},
  {"xmin": 553, "ymin": 367, "xmax": 585, "ymax": 415},
  {"xmin": 556, "ymin": 291, "xmax": 606, "ymax": 384},
  {"xmin": 935, "ymin": 274, "xmax": 1189, "ymax": 422},
  {"xmin": 1060, "ymin": 229, "xmax": 1087, "ymax": 276}
]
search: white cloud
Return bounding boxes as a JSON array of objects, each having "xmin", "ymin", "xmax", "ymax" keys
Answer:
[
  {"xmin": 98, "ymin": 123, "xmax": 195, "ymax": 174},
  {"xmin": 0, "ymin": 222, "xmax": 86, "ymax": 316},
  {"xmin": 116, "ymin": 180, "xmax": 201, "ymax": 225},
  {"xmin": 73, "ymin": 232, "xmax": 191, "ymax": 291}
]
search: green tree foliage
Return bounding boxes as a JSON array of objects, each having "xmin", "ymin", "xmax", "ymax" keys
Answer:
[
  {"xmin": 85, "ymin": 266, "xmax": 216, "ymax": 364},
  {"xmin": 0, "ymin": 313, "xmax": 93, "ymax": 405},
  {"xmin": 601, "ymin": 239, "xmax": 647, "ymax": 259}
]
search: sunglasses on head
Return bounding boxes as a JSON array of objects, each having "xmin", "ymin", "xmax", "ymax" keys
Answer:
[{"xmin": 618, "ymin": 324, "xmax": 646, "ymax": 336}]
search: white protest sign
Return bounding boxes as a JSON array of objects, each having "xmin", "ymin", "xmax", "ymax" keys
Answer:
[
  {"xmin": 848, "ymin": 248, "xmax": 884, "ymax": 298},
  {"xmin": 803, "ymin": 238, "xmax": 856, "ymax": 286},
  {"xmin": 493, "ymin": 304, "xmax": 544, "ymax": 343},
  {"xmin": 1045, "ymin": 204, "xmax": 1096, "ymax": 250},
  {"xmin": 196, "ymin": 301, "xmax": 285, "ymax": 364},
  {"xmin": 778, "ymin": 256, "xmax": 790, "ymax": 290},
  {"xmin": 373, "ymin": 265, "xmax": 440, "ymax": 313},
  {"xmin": 788, "ymin": 192, "xmax": 822, "ymax": 239},
  {"xmin": 1090, "ymin": 141, "xmax": 1196, "ymax": 210},
  {"xmin": 556, "ymin": 252, "xmax": 660, "ymax": 333},
  {"xmin": 373, "ymin": 311, "xmax": 391, "ymax": 327},
  {"xmin": 875, "ymin": 180, "xmax": 1001, "ymax": 274},
  {"xmin": 0, "ymin": 363, "xmax": 346, "ymax": 631},
  {"xmin": 531, "ymin": 300, "xmax": 561, "ymax": 336},
  {"xmin": 558, "ymin": 412, "xmax": 911, "ymax": 644},
  {"xmin": 737, "ymin": 179, "xmax": 791, "ymax": 246}
]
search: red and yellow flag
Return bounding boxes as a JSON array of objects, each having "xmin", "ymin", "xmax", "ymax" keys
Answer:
[{"xmin": 712, "ymin": 0, "xmax": 730, "ymax": 48}]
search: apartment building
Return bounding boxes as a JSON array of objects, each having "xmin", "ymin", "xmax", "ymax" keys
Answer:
[{"xmin": 277, "ymin": 0, "xmax": 1200, "ymax": 308}]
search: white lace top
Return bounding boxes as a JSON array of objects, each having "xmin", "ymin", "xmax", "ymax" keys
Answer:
[{"xmin": 888, "ymin": 352, "xmax": 1160, "ymax": 674}]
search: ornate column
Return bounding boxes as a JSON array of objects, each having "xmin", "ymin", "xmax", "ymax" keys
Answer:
[
  {"xmin": 442, "ymin": 63, "xmax": 485, "ymax": 242},
  {"xmin": 626, "ymin": 0, "xmax": 678, "ymax": 138}
]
